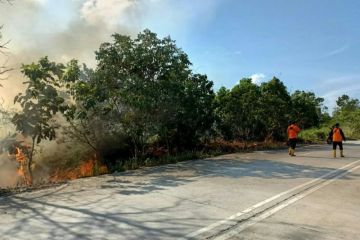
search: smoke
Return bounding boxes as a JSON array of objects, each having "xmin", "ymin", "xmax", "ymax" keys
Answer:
[
  {"xmin": 0, "ymin": 0, "xmax": 221, "ymax": 187},
  {"xmin": 0, "ymin": 0, "xmax": 140, "ymax": 105},
  {"xmin": 0, "ymin": 153, "xmax": 17, "ymax": 187},
  {"xmin": 81, "ymin": 0, "xmax": 136, "ymax": 27},
  {"xmin": 0, "ymin": 0, "xmax": 221, "ymax": 103}
]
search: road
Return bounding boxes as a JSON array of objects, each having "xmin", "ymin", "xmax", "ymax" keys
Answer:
[{"xmin": 1, "ymin": 142, "xmax": 360, "ymax": 240}]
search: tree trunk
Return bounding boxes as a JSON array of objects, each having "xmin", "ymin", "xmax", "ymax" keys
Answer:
[
  {"xmin": 93, "ymin": 150, "xmax": 101, "ymax": 176},
  {"xmin": 26, "ymin": 137, "xmax": 36, "ymax": 186}
]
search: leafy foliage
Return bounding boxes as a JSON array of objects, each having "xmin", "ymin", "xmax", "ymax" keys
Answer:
[
  {"xmin": 11, "ymin": 57, "xmax": 80, "ymax": 184},
  {"xmin": 215, "ymin": 79, "xmax": 263, "ymax": 140},
  {"xmin": 290, "ymin": 90, "xmax": 324, "ymax": 128},
  {"xmin": 332, "ymin": 94, "xmax": 360, "ymax": 139},
  {"xmin": 70, "ymin": 29, "xmax": 215, "ymax": 159}
]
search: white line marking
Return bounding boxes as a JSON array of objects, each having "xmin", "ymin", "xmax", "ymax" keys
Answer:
[
  {"xmin": 302, "ymin": 152, "xmax": 312, "ymax": 156},
  {"xmin": 213, "ymin": 164, "xmax": 360, "ymax": 240},
  {"xmin": 185, "ymin": 159, "xmax": 360, "ymax": 239}
]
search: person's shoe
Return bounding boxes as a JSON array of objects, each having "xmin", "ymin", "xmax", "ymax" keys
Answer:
[
  {"xmin": 333, "ymin": 150, "xmax": 336, "ymax": 158},
  {"xmin": 291, "ymin": 149, "xmax": 296, "ymax": 156},
  {"xmin": 340, "ymin": 150, "xmax": 345, "ymax": 157}
]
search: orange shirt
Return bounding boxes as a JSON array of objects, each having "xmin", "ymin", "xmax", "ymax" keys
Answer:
[
  {"xmin": 287, "ymin": 124, "xmax": 301, "ymax": 139},
  {"xmin": 332, "ymin": 127, "xmax": 343, "ymax": 142}
]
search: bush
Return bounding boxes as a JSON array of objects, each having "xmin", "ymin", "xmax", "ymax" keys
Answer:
[{"xmin": 298, "ymin": 127, "xmax": 330, "ymax": 143}]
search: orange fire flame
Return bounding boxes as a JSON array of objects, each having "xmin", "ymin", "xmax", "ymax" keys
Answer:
[
  {"xmin": 15, "ymin": 147, "xmax": 28, "ymax": 185},
  {"xmin": 50, "ymin": 159, "xmax": 108, "ymax": 182}
]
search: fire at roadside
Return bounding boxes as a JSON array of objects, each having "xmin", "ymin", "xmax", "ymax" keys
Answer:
[
  {"xmin": 0, "ymin": 155, "xmax": 108, "ymax": 196},
  {"xmin": 0, "ymin": 146, "xmax": 65, "ymax": 197},
  {"xmin": 0, "ymin": 137, "xmax": 108, "ymax": 192}
]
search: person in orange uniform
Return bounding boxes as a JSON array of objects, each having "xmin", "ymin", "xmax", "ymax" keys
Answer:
[
  {"xmin": 332, "ymin": 123, "xmax": 346, "ymax": 157},
  {"xmin": 287, "ymin": 121, "xmax": 301, "ymax": 156}
]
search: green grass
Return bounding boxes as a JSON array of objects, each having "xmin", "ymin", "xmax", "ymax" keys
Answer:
[
  {"xmin": 298, "ymin": 126, "xmax": 330, "ymax": 143},
  {"xmin": 298, "ymin": 123, "xmax": 359, "ymax": 143}
]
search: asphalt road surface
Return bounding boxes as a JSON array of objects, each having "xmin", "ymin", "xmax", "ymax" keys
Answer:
[{"xmin": 1, "ymin": 142, "xmax": 360, "ymax": 240}]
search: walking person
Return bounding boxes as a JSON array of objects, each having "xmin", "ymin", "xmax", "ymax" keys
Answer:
[
  {"xmin": 332, "ymin": 123, "xmax": 346, "ymax": 157},
  {"xmin": 287, "ymin": 121, "xmax": 301, "ymax": 157}
]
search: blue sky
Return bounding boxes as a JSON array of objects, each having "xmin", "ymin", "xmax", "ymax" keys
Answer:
[
  {"xmin": 167, "ymin": 0, "xmax": 360, "ymax": 110},
  {"xmin": 0, "ymin": 0, "xmax": 359, "ymax": 110}
]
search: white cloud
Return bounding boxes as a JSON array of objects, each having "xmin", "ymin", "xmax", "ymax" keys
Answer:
[
  {"xmin": 250, "ymin": 73, "xmax": 266, "ymax": 84},
  {"xmin": 323, "ymin": 45, "xmax": 349, "ymax": 58}
]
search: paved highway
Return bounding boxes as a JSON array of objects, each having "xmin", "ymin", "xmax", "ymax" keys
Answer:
[{"xmin": 1, "ymin": 142, "xmax": 359, "ymax": 240}]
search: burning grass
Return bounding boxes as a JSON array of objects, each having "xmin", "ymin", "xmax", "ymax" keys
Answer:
[
  {"xmin": 1, "ymin": 139, "xmax": 287, "ymax": 193},
  {"xmin": 50, "ymin": 159, "xmax": 108, "ymax": 182},
  {"xmin": 15, "ymin": 147, "xmax": 30, "ymax": 185}
]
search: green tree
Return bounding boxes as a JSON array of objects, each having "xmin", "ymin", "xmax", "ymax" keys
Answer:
[
  {"xmin": 12, "ymin": 57, "xmax": 79, "ymax": 185},
  {"xmin": 77, "ymin": 29, "xmax": 215, "ymax": 157},
  {"xmin": 215, "ymin": 79, "xmax": 262, "ymax": 141},
  {"xmin": 230, "ymin": 78, "xmax": 262, "ymax": 140},
  {"xmin": 173, "ymin": 73, "xmax": 215, "ymax": 148},
  {"xmin": 214, "ymin": 86, "xmax": 233, "ymax": 140},
  {"xmin": 333, "ymin": 95, "xmax": 360, "ymax": 139},
  {"xmin": 259, "ymin": 77, "xmax": 291, "ymax": 140},
  {"xmin": 335, "ymin": 94, "xmax": 359, "ymax": 113},
  {"xmin": 291, "ymin": 90, "xmax": 324, "ymax": 128}
]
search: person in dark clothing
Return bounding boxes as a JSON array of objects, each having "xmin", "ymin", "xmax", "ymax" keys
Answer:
[
  {"xmin": 327, "ymin": 125, "xmax": 334, "ymax": 144},
  {"xmin": 332, "ymin": 123, "xmax": 346, "ymax": 158}
]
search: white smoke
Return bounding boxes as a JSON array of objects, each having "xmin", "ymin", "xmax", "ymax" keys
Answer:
[
  {"xmin": 0, "ymin": 0, "xmax": 221, "ymax": 105},
  {"xmin": 0, "ymin": 153, "xmax": 17, "ymax": 187},
  {"xmin": 81, "ymin": 0, "xmax": 136, "ymax": 27}
]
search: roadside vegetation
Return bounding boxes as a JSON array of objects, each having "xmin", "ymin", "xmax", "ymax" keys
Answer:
[
  {"xmin": 1, "ymin": 29, "xmax": 359, "ymax": 186},
  {"xmin": 299, "ymin": 95, "xmax": 360, "ymax": 143}
]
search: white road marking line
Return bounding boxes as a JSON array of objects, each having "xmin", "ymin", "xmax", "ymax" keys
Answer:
[
  {"xmin": 213, "ymin": 163, "xmax": 360, "ymax": 240},
  {"xmin": 185, "ymin": 159, "xmax": 360, "ymax": 239},
  {"xmin": 302, "ymin": 152, "xmax": 312, "ymax": 156}
]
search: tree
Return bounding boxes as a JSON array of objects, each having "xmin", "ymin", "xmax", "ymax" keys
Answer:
[
  {"xmin": 333, "ymin": 95, "xmax": 360, "ymax": 139},
  {"xmin": 230, "ymin": 78, "xmax": 262, "ymax": 140},
  {"xmin": 214, "ymin": 86, "xmax": 233, "ymax": 140},
  {"xmin": 172, "ymin": 73, "xmax": 215, "ymax": 148},
  {"xmin": 75, "ymin": 29, "xmax": 215, "ymax": 157},
  {"xmin": 259, "ymin": 77, "xmax": 291, "ymax": 140},
  {"xmin": 291, "ymin": 90, "xmax": 324, "ymax": 128},
  {"xmin": 0, "ymin": 25, "xmax": 12, "ymax": 81},
  {"xmin": 215, "ymin": 79, "xmax": 263, "ymax": 141},
  {"xmin": 62, "ymin": 64, "xmax": 127, "ymax": 171},
  {"xmin": 0, "ymin": 0, "xmax": 13, "ymax": 79},
  {"xmin": 12, "ymin": 57, "xmax": 79, "ymax": 185},
  {"xmin": 335, "ymin": 94, "xmax": 359, "ymax": 113}
]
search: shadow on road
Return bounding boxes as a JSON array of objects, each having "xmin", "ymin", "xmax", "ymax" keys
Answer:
[
  {"xmin": 98, "ymin": 155, "xmax": 360, "ymax": 196},
  {"xmin": 1, "ymin": 144, "xmax": 360, "ymax": 239},
  {"xmin": 0, "ymin": 194, "xmax": 197, "ymax": 240}
]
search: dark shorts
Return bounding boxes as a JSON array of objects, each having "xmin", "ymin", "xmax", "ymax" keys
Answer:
[
  {"xmin": 288, "ymin": 138, "xmax": 297, "ymax": 149},
  {"xmin": 333, "ymin": 141, "xmax": 343, "ymax": 150}
]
